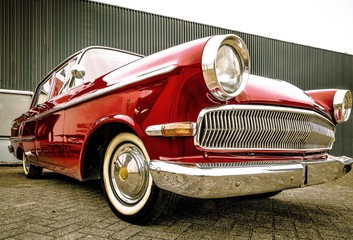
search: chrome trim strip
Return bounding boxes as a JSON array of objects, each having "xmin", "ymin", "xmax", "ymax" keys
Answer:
[
  {"xmin": 65, "ymin": 65, "xmax": 176, "ymax": 110},
  {"xmin": 24, "ymin": 65, "xmax": 177, "ymax": 122},
  {"xmin": 145, "ymin": 125, "xmax": 163, "ymax": 136},
  {"xmin": 10, "ymin": 136, "xmax": 35, "ymax": 142},
  {"xmin": 22, "ymin": 105, "xmax": 64, "ymax": 123},
  {"xmin": 0, "ymin": 89, "xmax": 33, "ymax": 96},
  {"xmin": 149, "ymin": 155, "xmax": 353, "ymax": 199},
  {"xmin": 194, "ymin": 105, "xmax": 336, "ymax": 153},
  {"xmin": 134, "ymin": 65, "xmax": 177, "ymax": 82}
]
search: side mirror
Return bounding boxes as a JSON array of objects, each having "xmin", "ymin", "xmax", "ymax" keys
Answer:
[{"xmin": 71, "ymin": 64, "xmax": 86, "ymax": 79}]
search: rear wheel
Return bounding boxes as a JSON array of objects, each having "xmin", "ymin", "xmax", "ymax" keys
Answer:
[
  {"xmin": 101, "ymin": 132, "xmax": 175, "ymax": 224},
  {"xmin": 22, "ymin": 153, "xmax": 43, "ymax": 179}
]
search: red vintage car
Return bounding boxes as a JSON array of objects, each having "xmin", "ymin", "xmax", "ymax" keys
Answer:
[{"xmin": 9, "ymin": 34, "xmax": 353, "ymax": 224}]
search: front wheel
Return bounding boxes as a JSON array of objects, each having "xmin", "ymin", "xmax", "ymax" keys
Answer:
[
  {"xmin": 22, "ymin": 153, "xmax": 43, "ymax": 179},
  {"xmin": 101, "ymin": 132, "xmax": 173, "ymax": 224}
]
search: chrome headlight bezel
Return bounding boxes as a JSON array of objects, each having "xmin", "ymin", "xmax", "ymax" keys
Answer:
[
  {"xmin": 202, "ymin": 34, "xmax": 250, "ymax": 101},
  {"xmin": 333, "ymin": 90, "xmax": 352, "ymax": 123}
]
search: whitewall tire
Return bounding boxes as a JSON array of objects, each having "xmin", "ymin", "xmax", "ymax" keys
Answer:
[
  {"xmin": 101, "ymin": 132, "xmax": 160, "ymax": 224},
  {"xmin": 22, "ymin": 153, "xmax": 43, "ymax": 179}
]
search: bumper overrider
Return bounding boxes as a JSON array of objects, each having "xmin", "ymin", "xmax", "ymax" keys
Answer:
[{"xmin": 149, "ymin": 156, "xmax": 353, "ymax": 199}]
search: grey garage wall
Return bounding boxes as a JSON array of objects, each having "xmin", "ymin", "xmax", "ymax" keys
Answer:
[{"xmin": 1, "ymin": 0, "xmax": 353, "ymax": 156}]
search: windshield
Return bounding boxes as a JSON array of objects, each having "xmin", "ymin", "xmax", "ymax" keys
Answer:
[{"xmin": 78, "ymin": 48, "xmax": 142, "ymax": 83}]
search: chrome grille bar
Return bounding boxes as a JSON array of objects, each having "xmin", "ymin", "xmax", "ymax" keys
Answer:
[{"xmin": 195, "ymin": 105, "xmax": 336, "ymax": 152}]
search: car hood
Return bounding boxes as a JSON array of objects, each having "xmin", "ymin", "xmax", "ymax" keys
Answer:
[{"xmin": 237, "ymin": 75, "xmax": 329, "ymax": 117}]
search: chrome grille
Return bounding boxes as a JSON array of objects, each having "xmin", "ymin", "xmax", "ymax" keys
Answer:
[{"xmin": 195, "ymin": 105, "xmax": 336, "ymax": 152}]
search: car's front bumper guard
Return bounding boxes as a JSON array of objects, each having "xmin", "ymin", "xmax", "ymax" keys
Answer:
[{"xmin": 149, "ymin": 156, "xmax": 353, "ymax": 199}]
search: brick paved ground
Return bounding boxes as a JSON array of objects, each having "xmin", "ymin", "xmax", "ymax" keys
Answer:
[{"xmin": 0, "ymin": 166, "xmax": 352, "ymax": 240}]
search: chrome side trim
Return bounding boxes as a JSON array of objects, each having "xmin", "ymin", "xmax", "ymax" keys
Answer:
[
  {"xmin": 65, "ymin": 65, "xmax": 176, "ymax": 110},
  {"xmin": 134, "ymin": 65, "xmax": 177, "ymax": 82},
  {"xmin": 24, "ymin": 65, "xmax": 177, "ymax": 122},
  {"xmin": 149, "ymin": 155, "xmax": 353, "ymax": 199},
  {"xmin": 0, "ymin": 89, "xmax": 33, "ymax": 96},
  {"xmin": 21, "ymin": 105, "xmax": 65, "ymax": 123},
  {"xmin": 37, "ymin": 105, "xmax": 64, "ymax": 119},
  {"xmin": 10, "ymin": 136, "xmax": 35, "ymax": 142},
  {"xmin": 145, "ymin": 125, "xmax": 163, "ymax": 136}
]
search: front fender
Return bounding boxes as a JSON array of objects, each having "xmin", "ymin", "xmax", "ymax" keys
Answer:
[{"xmin": 79, "ymin": 114, "xmax": 145, "ymax": 179}]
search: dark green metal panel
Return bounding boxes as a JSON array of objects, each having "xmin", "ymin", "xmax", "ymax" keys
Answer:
[{"xmin": 1, "ymin": 0, "xmax": 352, "ymax": 156}]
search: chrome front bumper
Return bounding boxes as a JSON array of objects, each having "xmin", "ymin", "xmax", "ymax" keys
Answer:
[{"xmin": 149, "ymin": 156, "xmax": 353, "ymax": 199}]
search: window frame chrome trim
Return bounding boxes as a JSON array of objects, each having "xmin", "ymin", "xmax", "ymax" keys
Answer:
[{"xmin": 30, "ymin": 46, "xmax": 143, "ymax": 110}]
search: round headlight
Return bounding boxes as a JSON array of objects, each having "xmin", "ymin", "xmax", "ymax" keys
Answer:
[
  {"xmin": 215, "ymin": 45, "xmax": 242, "ymax": 94},
  {"xmin": 333, "ymin": 90, "xmax": 352, "ymax": 123},
  {"xmin": 202, "ymin": 35, "xmax": 250, "ymax": 101}
]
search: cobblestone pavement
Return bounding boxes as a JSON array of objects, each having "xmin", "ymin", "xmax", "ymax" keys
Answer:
[{"xmin": 1, "ymin": 166, "xmax": 353, "ymax": 240}]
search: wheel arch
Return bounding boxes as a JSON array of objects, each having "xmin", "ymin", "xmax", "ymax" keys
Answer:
[{"xmin": 80, "ymin": 115, "xmax": 144, "ymax": 180}]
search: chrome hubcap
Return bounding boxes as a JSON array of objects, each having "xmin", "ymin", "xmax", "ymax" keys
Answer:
[{"xmin": 110, "ymin": 143, "xmax": 149, "ymax": 205}]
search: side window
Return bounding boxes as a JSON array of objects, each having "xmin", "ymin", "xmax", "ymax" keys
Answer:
[
  {"xmin": 58, "ymin": 59, "xmax": 77, "ymax": 94},
  {"xmin": 50, "ymin": 67, "xmax": 66, "ymax": 99},
  {"xmin": 37, "ymin": 77, "xmax": 52, "ymax": 105},
  {"xmin": 35, "ymin": 59, "xmax": 76, "ymax": 106}
]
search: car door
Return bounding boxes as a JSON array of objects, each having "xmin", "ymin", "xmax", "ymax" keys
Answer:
[
  {"xmin": 61, "ymin": 48, "xmax": 141, "ymax": 164},
  {"xmin": 18, "ymin": 108, "xmax": 39, "ymax": 164},
  {"xmin": 34, "ymin": 59, "xmax": 76, "ymax": 170}
]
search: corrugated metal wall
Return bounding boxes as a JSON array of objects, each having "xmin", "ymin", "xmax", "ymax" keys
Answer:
[{"xmin": 1, "ymin": 0, "xmax": 352, "ymax": 156}]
